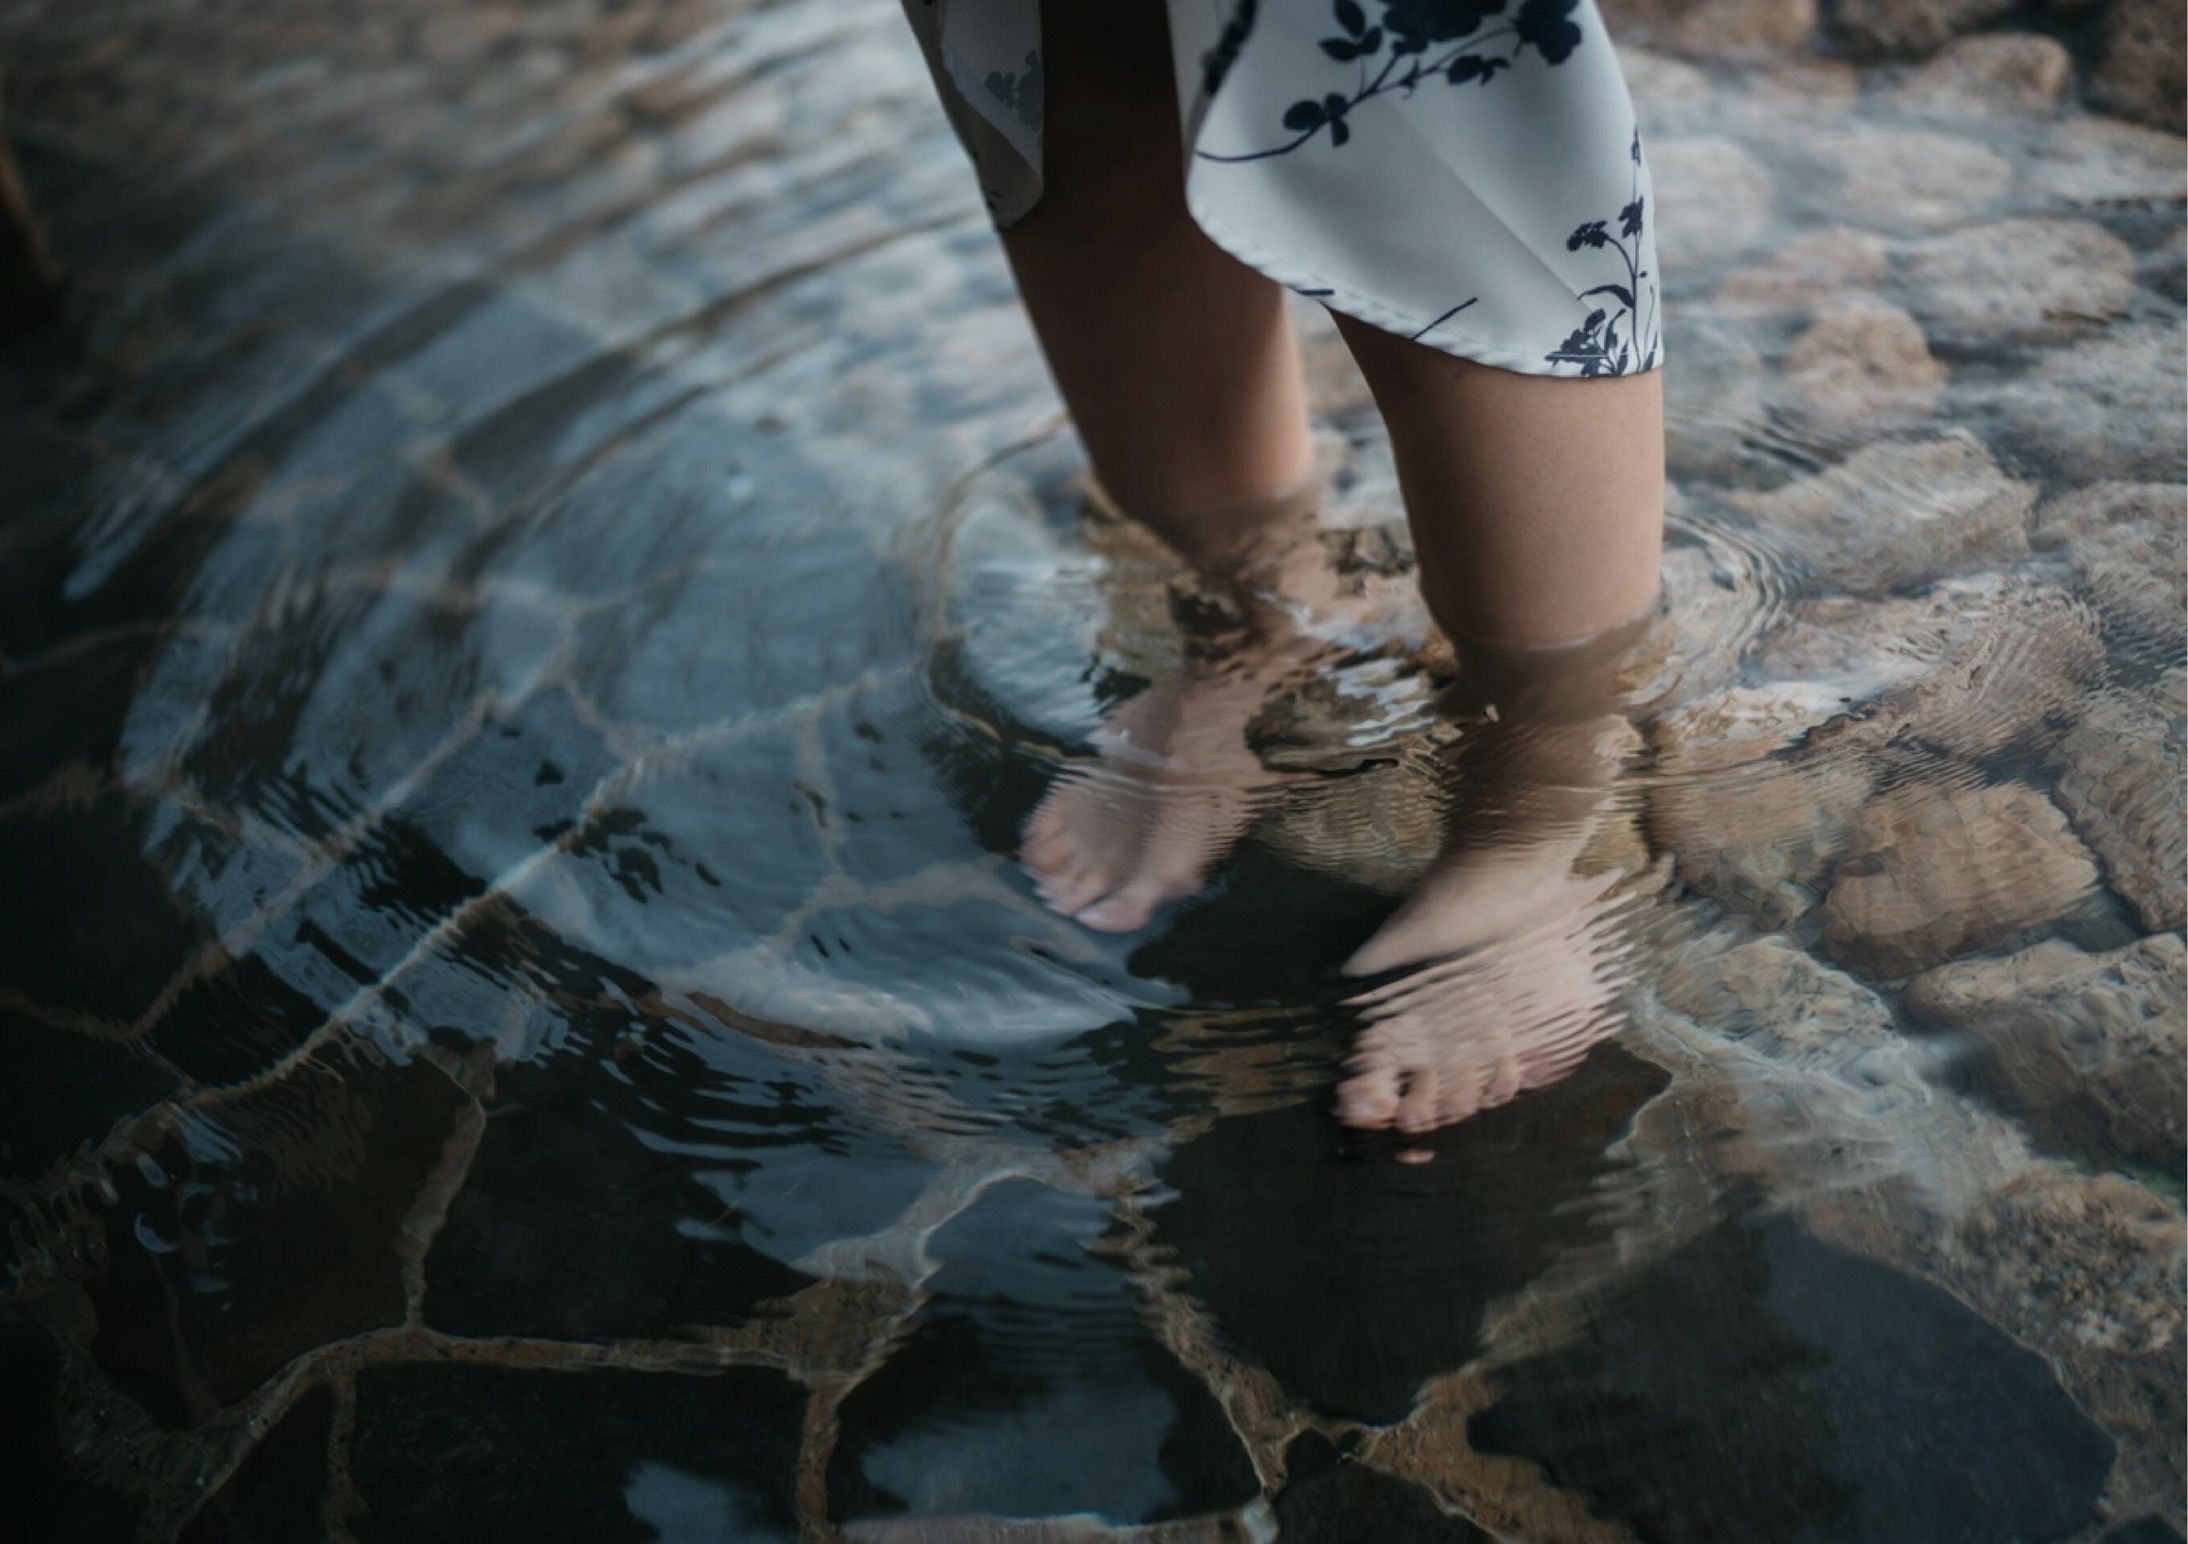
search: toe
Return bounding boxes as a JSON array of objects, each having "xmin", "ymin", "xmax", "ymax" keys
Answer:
[
  {"xmin": 1076, "ymin": 877, "xmax": 1173, "ymax": 933},
  {"xmin": 1395, "ymin": 1067, "xmax": 1442, "ymax": 1133},
  {"xmin": 1336, "ymin": 1062, "xmax": 1402, "ymax": 1128}
]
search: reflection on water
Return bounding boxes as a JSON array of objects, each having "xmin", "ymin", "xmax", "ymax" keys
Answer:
[{"xmin": 2, "ymin": 0, "xmax": 2183, "ymax": 1539}]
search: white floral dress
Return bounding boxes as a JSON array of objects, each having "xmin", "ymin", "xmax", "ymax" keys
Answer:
[{"xmin": 900, "ymin": 0, "xmax": 1662, "ymax": 378}]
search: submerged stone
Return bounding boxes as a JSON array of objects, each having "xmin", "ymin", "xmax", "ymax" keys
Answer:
[
  {"xmin": 1148, "ymin": 1045, "xmax": 1670, "ymax": 1425},
  {"xmin": 827, "ymin": 1179, "xmax": 1260, "ymax": 1530},
  {"xmin": 349, "ymin": 1361, "xmax": 803, "ymax": 1543},
  {"xmin": 1469, "ymin": 1210, "xmax": 2115, "ymax": 1542}
]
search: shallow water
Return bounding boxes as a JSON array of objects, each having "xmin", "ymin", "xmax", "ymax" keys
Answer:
[{"xmin": 2, "ymin": 2, "xmax": 2183, "ymax": 1540}]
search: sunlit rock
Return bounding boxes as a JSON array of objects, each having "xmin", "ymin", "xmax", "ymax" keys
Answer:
[
  {"xmin": 2033, "ymin": 482, "xmax": 2188, "ymax": 652},
  {"xmin": 1899, "ymin": 218, "xmax": 2137, "ymax": 346},
  {"xmin": 1777, "ymin": 293, "xmax": 1947, "ymax": 436},
  {"xmin": 1996, "ymin": 324, "xmax": 2188, "ymax": 482},
  {"xmin": 1894, "ymin": 33, "xmax": 2075, "ymax": 119},
  {"xmin": 1728, "ymin": 432, "xmax": 2033, "ymax": 595},
  {"xmin": 1822, "ymin": 782, "xmax": 2101, "ymax": 978},
  {"xmin": 1904, "ymin": 934, "xmax": 2186, "ymax": 1171},
  {"xmin": 2052, "ymin": 677, "xmax": 2188, "ymax": 933}
]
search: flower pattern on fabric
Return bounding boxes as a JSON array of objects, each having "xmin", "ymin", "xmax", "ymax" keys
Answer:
[
  {"xmin": 1206, "ymin": 0, "xmax": 1589, "ymax": 160},
  {"xmin": 902, "ymin": 0, "xmax": 1663, "ymax": 380},
  {"xmin": 1547, "ymin": 130, "xmax": 1658, "ymax": 373}
]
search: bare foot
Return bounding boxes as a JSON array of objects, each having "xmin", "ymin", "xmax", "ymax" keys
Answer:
[
  {"xmin": 1336, "ymin": 688, "xmax": 1645, "ymax": 1143},
  {"xmin": 1337, "ymin": 855, "xmax": 1631, "ymax": 1141},
  {"xmin": 1021, "ymin": 648, "xmax": 1306, "ymax": 932}
]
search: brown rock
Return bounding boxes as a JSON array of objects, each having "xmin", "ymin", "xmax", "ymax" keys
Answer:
[
  {"xmin": 1807, "ymin": 124, "xmax": 2012, "ymax": 232},
  {"xmin": 1899, "ymin": 218, "xmax": 2137, "ymax": 345},
  {"xmin": 2033, "ymin": 482, "xmax": 2188, "ymax": 650},
  {"xmin": 1822, "ymin": 781, "xmax": 2101, "ymax": 977},
  {"xmin": 2094, "ymin": 0, "xmax": 2188, "ymax": 133},
  {"xmin": 1895, "ymin": 33, "xmax": 2075, "ymax": 119},
  {"xmin": 1600, "ymin": 0, "xmax": 1817, "ymax": 55},
  {"xmin": 1727, "ymin": 432, "xmax": 2034, "ymax": 595},
  {"xmin": 1904, "ymin": 934, "xmax": 2186, "ymax": 1169},
  {"xmin": 1714, "ymin": 228, "xmax": 1891, "ymax": 319},
  {"xmin": 2052, "ymin": 678, "xmax": 2187, "ymax": 932},
  {"xmin": 1830, "ymin": 0, "xmax": 2016, "ymax": 57},
  {"xmin": 1653, "ymin": 931, "xmax": 1901, "ymax": 1069},
  {"xmin": 1931, "ymin": 1171, "xmax": 2186, "ymax": 1523},
  {"xmin": 1757, "ymin": 576, "xmax": 2104, "ymax": 763},
  {"xmin": 1653, "ymin": 754, "xmax": 1875, "ymax": 923},
  {"xmin": 1777, "ymin": 294, "xmax": 1947, "ymax": 436},
  {"xmin": 1861, "ymin": 579, "xmax": 2104, "ymax": 762},
  {"xmin": 1996, "ymin": 324, "xmax": 2188, "ymax": 483},
  {"xmin": 1649, "ymin": 136, "xmax": 1778, "ymax": 271}
]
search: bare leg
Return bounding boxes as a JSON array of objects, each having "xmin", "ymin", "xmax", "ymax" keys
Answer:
[
  {"xmin": 1333, "ymin": 314, "xmax": 1664, "ymax": 649},
  {"xmin": 996, "ymin": 0, "xmax": 1334, "ymax": 932},
  {"xmin": 999, "ymin": 0, "xmax": 1314, "ymax": 556}
]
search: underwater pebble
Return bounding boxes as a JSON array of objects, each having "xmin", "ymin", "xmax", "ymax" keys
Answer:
[
  {"xmin": 1894, "ymin": 33, "xmax": 2075, "ymax": 119},
  {"xmin": 1728, "ymin": 431, "xmax": 2033, "ymax": 594},
  {"xmin": 1823, "ymin": 781, "xmax": 2101, "ymax": 977},
  {"xmin": 2094, "ymin": 0, "xmax": 2188, "ymax": 133},
  {"xmin": 1996, "ymin": 324, "xmax": 2188, "ymax": 482},
  {"xmin": 2052, "ymin": 676, "xmax": 2188, "ymax": 934},
  {"xmin": 1899, "ymin": 217, "xmax": 2137, "ymax": 345},
  {"xmin": 1777, "ymin": 293, "xmax": 1946, "ymax": 435},
  {"xmin": 1903, "ymin": 934, "xmax": 2187, "ymax": 1171},
  {"xmin": 2032, "ymin": 481, "xmax": 2188, "ymax": 652},
  {"xmin": 1713, "ymin": 226, "xmax": 1890, "ymax": 318}
]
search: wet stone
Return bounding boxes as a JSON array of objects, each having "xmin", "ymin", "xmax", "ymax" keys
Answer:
[
  {"xmin": 1727, "ymin": 432, "xmax": 2033, "ymax": 595},
  {"xmin": 1648, "ymin": 137, "xmax": 1777, "ymax": 271},
  {"xmin": 1663, "ymin": 313, "xmax": 1769, "ymax": 480},
  {"xmin": 1601, "ymin": 0, "xmax": 1817, "ymax": 57},
  {"xmin": 2033, "ymin": 482, "xmax": 2188, "ymax": 653},
  {"xmin": 177, "ymin": 1383, "xmax": 333, "ymax": 1544},
  {"xmin": 1776, "ymin": 294, "xmax": 1946, "ymax": 436},
  {"xmin": 350, "ymin": 1360, "xmax": 803, "ymax": 1544},
  {"xmin": 1713, "ymin": 227, "xmax": 1890, "ymax": 319},
  {"xmin": 1272, "ymin": 1434, "xmax": 1490, "ymax": 1541},
  {"xmin": 1, "ymin": 1010, "xmax": 177, "ymax": 1179},
  {"xmin": 2095, "ymin": 0, "xmax": 2188, "ymax": 133},
  {"xmin": 1804, "ymin": 124, "xmax": 2012, "ymax": 232},
  {"xmin": 1829, "ymin": 0, "xmax": 2015, "ymax": 58},
  {"xmin": 87, "ymin": 1051, "xmax": 468, "ymax": 1423},
  {"xmin": 1469, "ymin": 1211, "xmax": 2115, "ymax": 1544},
  {"xmin": 1147, "ymin": 1045, "xmax": 1670, "ymax": 1425},
  {"xmin": 1893, "ymin": 33, "xmax": 2074, "ymax": 119},
  {"xmin": 1898, "ymin": 218, "xmax": 2137, "ymax": 347},
  {"xmin": 0, "ymin": 792, "xmax": 211, "ymax": 1028},
  {"xmin": 2052, "ymin": 679, "xmax": 2187, "ymax": 934},
  {"xmin": 828, "ymin": 1179, "xmax": 1261, "ymax": 1529},
  {"xmin": 1903, "ymin": 934, "xmax": 2187, "ymax": 1171},
  {"xmin": 1996, "ymin": 324, "xmax": 2188, "ymax": 483},
  {"xmin": 1822, "ymin": 781, "xmax": 2101, "ymax": 979},
  {"xmin": 2023, "ymin": 115, "xmax": 2188, "ymax": 210},
  {"xmin": 422, "ymin": 1054, "xmax": 852, "ymax": 1342}
]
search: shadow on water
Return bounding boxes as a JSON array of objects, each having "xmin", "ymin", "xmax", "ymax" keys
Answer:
[{"xmin": 1, "ymin": 1, "xmax": 2183, "ymax": 1540}]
